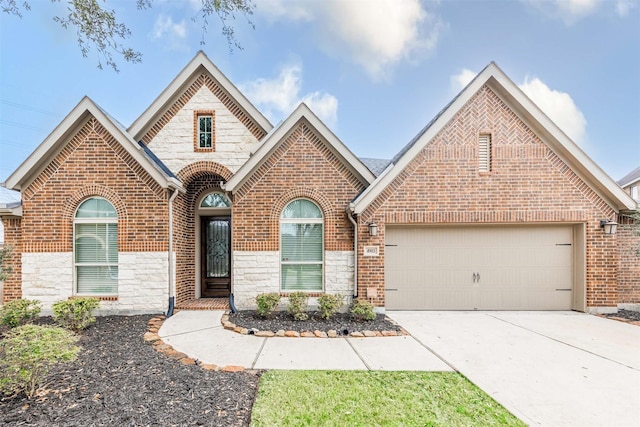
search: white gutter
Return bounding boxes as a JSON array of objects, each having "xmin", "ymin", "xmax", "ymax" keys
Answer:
[
  {"xmin": 167, "ymin": 187, "xmax": 180, "ymax": 316},
  {"xmin": 346, "ymin": 207, "xmax": 358, "ymax": 299}
]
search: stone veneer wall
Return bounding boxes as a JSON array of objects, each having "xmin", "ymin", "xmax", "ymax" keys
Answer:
[
  {"xmin": 146, "ymin": 79, "xmax": 262, "ymax": 175},
  {"xmin": 21, "ymin": 252, "xmax": 167, "ymax": 313},
  {"xmin": 358, "ymin": 85, "xmax": 621, "ymax": 311},
  {"xmin": 233, "ymin": 251, "xmax": 354, "ymax": 309}
]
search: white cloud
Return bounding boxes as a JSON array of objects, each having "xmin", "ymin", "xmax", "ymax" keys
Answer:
[
  {"xmin": 450, "ymin": 68, "xmax": 476, "ymax": 92},
  {"xmin": 151, "ymin": 14, "xmax": 187, "ymax": 45},
  {"xmin": 449, "ymin": 68, "xmax": 587, "ymax": 145},
  {"xmin": 256, "ymin": 0, "xmax": 446, "ymax": 81},
  {"xmin": 240, "ymin": 63, "xmax": 338, "ymax": 127},
  {"xmin": 519, "ymin": 77, "xmax": 587, "ymax": 144},
  {"xmin": 615, "ymin": 0, "xmax": 637, "ymax": 16},
  {"xmin": 256, "ymin": 0, "xmax": 313, "ymax": 22}
]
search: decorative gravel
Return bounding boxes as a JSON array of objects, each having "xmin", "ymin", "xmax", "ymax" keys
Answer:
[
  {"xmin": 228, "ymin": 310, "xmax": 404, "ymax": 335},
  {"xmin": 0, "ymin": 316, "xmax": 260, "ymax": 427}
]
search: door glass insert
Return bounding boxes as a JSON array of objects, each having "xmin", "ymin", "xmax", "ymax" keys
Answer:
[{"xmin": 206, "ymin": 219, "xmax": 230, "ymax": 278}]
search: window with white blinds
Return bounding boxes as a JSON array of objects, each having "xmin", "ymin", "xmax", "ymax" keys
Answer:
[
  {"xmin": 280, "ymin": 199, "xmax": 323, "ymax": 291},
  {"xmin": 479, "ymin": 134, "xmax": 491, "ymax": 172},
  {"xmin": 74, "ymin": 198, "xmax": 118, "ymax": 295}
]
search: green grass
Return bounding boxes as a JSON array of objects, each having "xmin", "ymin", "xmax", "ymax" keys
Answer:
[{"xmin": 250, "ymin": 371, "xmax": 525, "ymax": 427}]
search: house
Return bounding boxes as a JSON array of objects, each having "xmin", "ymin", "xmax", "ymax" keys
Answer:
[
  {"xmin": 618, "ymin": 166, "xmax": 640, "ymax": 201},
  {"xmin": 1, "ymin": 52, "xmax": 638, "ymax": 314}
]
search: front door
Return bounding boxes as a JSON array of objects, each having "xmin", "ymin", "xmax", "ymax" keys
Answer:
[{"xmin": 201, "ymin": 216, "xmax": 231, "ymax": 297}]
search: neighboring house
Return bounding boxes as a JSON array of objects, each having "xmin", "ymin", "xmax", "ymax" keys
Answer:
[
  {"xmin": 618, "ymin": 166, "xmax": 640, "ymax": 201},
  {"xmin": 0, "ymin": 52, "xmax": 638, "ymax": 314}
]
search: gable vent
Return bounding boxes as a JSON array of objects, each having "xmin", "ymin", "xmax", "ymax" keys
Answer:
[{"xmin": 479, "ymin": 134, "xmax": 491, "ymax": 172}]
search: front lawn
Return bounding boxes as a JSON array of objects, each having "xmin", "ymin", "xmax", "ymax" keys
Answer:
[{"xmin": 250, "ymin": 370, "xmax": 524, "ymax": 426}]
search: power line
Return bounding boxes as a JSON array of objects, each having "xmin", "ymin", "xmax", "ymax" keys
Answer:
[
  {"xmin": 0, "ymin": 119, "xmax": 50, "ymax": 133},
  {"xmin": 0, "ymin": 99, "xmax": 62, "ymax": 117}
]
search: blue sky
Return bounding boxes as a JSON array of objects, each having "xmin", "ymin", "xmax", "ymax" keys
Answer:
[{"xmin": 0, "ymin": 0, "xmax": 638, "ymax": 183}]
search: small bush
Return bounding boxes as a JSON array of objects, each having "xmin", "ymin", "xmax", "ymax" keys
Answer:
[
  {"xmin": 0, "ymin": 324, "xmax": 80, "ymax": 398},
  {"xmin": 287, "ymin": 292, "xmax": 309, "ymax": 321},
  {"xmin": 52, "ymin": 297, "xmax": 100, "ymax": 331},
  {"xmin": 0, "ymin": 299, "xmax": 41, "ymax": 328},
  {"xmin": 256, "ymin": 293, "xmax": 281, "ymax": 318},
  {"xmin": 318, "ymin": 294, "xmax": 343, "ymax": 320},
  {"xmin": 350, "ymin": 299, "xmax": 376, "ymax": 321}
]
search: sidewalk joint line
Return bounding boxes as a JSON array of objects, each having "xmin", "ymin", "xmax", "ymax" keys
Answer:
[
  {"xmin": 345, "ymin": 338, "xmax": 372, "ymax": 370},
  {"xmin": 488, "ymin": 314, "xmax": 638, "ymax": 371},
  {"xmin": 159, "ymin": 324, "xmax": 222, "ymax": 339},
  {"xmin": 408, "ymin": 334, "xmax": 458, "ymax": 372},
  {"xmin": 251, "ymin": 338, "xmax": 267, "ymax": 369}
]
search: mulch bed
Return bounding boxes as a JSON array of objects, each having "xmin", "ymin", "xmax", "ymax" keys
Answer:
[
  {"xmin": 229, "ymin": 310, "xmax": 403, "ymax": 335},
  {"xmin": 0, "ymin": 316, "xmax": 260, "ymax": 427},
  {"xmin": 603, "ymin": 309, "xmax": 640, "ymax": 323}
]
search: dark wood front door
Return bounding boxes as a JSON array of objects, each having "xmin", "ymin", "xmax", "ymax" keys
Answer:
[{"xmin": 201, "ymin": 216, "xmax": 231, "ymax": 297}]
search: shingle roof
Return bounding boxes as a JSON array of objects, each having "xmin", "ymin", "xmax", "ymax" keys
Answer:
[
  {"xmin": 618, "ymin": 166, "xmax": 640, "ymax": 188},
  {"xmin": 0, "ymin": 186, "xmax": 21, "ymax": 208},
  {"xmin": 359, "ymin": 158, "xmax": 391, "ymax": 177},
  {"xmin": 138, "ymin": 142, "xmax": 177, "ymax": 179}
]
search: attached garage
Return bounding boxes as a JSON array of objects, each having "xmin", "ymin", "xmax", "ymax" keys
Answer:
[{"xmin": 385, "ymin": 225, "xmax": 584, "ymax": 311}]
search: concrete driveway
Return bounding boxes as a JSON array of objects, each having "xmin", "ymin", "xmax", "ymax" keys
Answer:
[{"xmin": 387, "ymin": 311, "xmax": 640, "ymax": 427}]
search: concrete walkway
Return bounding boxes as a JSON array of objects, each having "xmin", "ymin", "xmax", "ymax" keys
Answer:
[
  {"xmin": 159, "ymin": 310, "xmax": 640, "ymax": 426},
  {"xmin": 158, "ymin": 310, "xmax": 451, "ymax": 371}
]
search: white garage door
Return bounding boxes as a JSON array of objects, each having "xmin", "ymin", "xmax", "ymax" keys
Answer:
[{"xmin": 385, "ymin": 225, "xmax": 573, "ymax": 310}]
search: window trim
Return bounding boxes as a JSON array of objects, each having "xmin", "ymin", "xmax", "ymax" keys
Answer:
[
  {"xmin": 279, "ymin": 199, "xmax": 324, "ymax": 292},
  {"xmin": 73, "ymin": 197, "xmax": 118, "ymax": 296},
  {"xmin": 194, "ymin": 110, "xmax": 215, "ymax": 152}
]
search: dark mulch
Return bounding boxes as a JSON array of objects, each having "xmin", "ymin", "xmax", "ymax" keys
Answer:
[
  {"xmin": 604, "ymin": 309, "xmax": 640, "ymax": 322},
  {"xmin": 0, "ymin": 316, "xmax": 260, "ymax": 427},
  {"xmin": 229, "ymin": 310, "xmax": 403, "ymax": 335}
]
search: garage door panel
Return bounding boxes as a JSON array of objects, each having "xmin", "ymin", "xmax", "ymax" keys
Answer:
[{"xmin": 385, "ymin": 225, "xmax": 573, "ymax": 310}]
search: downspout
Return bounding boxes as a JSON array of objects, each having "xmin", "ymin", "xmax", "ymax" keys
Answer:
[
  {"xmin": 166, "ymin": 187, "xmax": 180, "ymax": 317},
  {"xmin": 347, "ymin": 208, "xmax": 358, "ymax": 300}
]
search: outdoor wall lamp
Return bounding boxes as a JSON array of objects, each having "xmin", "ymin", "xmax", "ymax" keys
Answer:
[
  {"xmin": 368, "ymin": 222, "xmax": 378, "ymax": 237},
  {"xmin": 600, "ymin": 220, "xmax": 618, "ymax": 235}
]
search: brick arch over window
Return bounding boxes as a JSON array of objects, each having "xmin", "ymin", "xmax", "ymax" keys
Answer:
[
  {"xmin": 269, "ymin": 188, "xmax": 339, "ymax": 251},
  {"xmin": 177, "ymin": 161, "xmax": 233, "ymax": 183},
  {"xmin": 60, "ymin": 185, "xmax": 128, "ymax": 251}
]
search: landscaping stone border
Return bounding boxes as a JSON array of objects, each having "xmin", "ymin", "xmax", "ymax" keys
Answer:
[
  {"xmin": 143, "ymin": 315, "xmax": 246, "ymax": 373},
  {"xmin": 221, "ymin": 312, "xmax": 410, "ymax": 338}
]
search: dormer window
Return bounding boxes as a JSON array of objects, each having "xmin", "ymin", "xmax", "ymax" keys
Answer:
[{"xmin": 194, "ymin": 110, "xmax": 215, "ymax": 152}]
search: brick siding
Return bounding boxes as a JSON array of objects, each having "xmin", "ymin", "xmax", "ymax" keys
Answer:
[
  {"xmin": 5, "ymin": 117, "xmax": 170, "ymax": 302},
  {"xmin": 1, "ymin": 217, "xmax": 22, "ymax": 302},
  {"xmin": 617, "ymin": 215, "xmax": 640, "ymax": 303},
  {"xmin": 358, "ymin": 85, "xmax": 621, "ymax": 308},
  {"xmin": 232, "ymin": 120, "xmax": 366, "ymax": 268}
]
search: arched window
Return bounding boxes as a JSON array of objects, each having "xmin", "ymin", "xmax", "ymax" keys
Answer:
[
  {"xmin": 280, "ymin": 199, "xmax": 323, "ymax": 291},
  {"xmin": 200, "ymin": 192, "xmax": 231, "ymax": 208},
  {"xmin": 74, "ymin": 197, "xmax": 118, "ymax": 295}
]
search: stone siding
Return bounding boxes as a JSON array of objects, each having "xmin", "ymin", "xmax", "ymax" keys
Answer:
[{"xmin": 22, "ymin": 251, "xmax": 167, "ymax": 314}]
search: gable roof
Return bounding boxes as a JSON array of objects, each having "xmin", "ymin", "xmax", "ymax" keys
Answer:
[
  {"xmin": 618, "ymin": 166, "xmax": 640, "ymax": 188},
  {"xmin": 359, "ymin": 158, "xmax": 391, "ymax": 177},
  {"xmin": 224, "ymin": 103, "xmax": 376, "ymax": 192},
  {"xmin": 4, "ymin": 97, "xmax": 182, "ymax": 192},
  {"xmin": 128, "ymin": 51, "xmax": 273, "ymax": 141},
  {"xmin": 351, "ymin": 62, "xmax": 637, "ymax": 214}
]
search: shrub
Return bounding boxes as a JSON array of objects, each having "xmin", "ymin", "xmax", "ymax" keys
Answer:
[
  {"xmin": 0, "ymin": 299, "xmax": 41, "ymax": 328},
  {"xmin": 0, "ymin": 324, "xmax": 80, "ymax": 398},
  {"xmin": 350, "ymin": 299, "xmax": 376, "ymax": 321},
  {"xmin": 256, "ymin": 293, "xmax": 281, "ymax": 318},
  {"xmin": 318, "ymin": 294, "xmax": 343, "ymax": 320},
  {"xmin": 287, "ymin": 291, "xmax": 309, "ymax": 321},
  {"xmin": 52, "ymin": 297, "xmax": 100, "ymax": 331}
]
